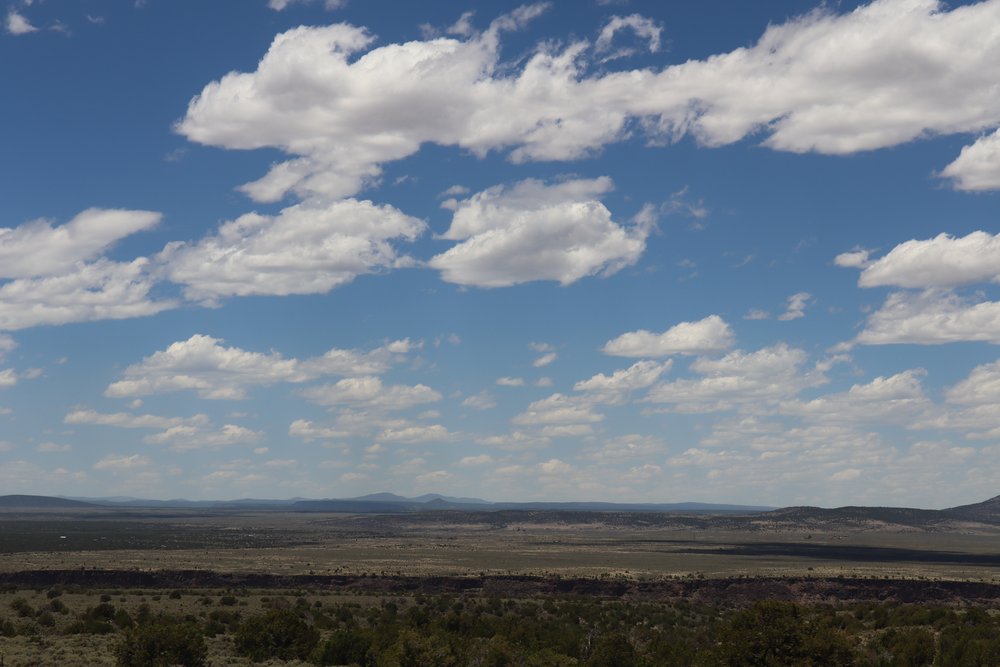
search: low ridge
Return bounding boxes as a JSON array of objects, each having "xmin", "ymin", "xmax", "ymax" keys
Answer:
[
  {"xmin": 945, "ymin": 495, "xmax": 1000, "ymax": 523},
  {"xmin": 0, "ymin": 495, "xmax": 98, "ymax": 509}
]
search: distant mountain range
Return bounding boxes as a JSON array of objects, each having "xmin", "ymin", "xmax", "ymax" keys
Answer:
[
  {"xmin": 4, "ymin": 492, "xmax": 1000, "ymax": 528},
  {"xmin": 0, "ymin": 491, "xmax": 771, "ymax": 514},
  {"xmin": 289, "ymin": 495, "xmax": 775, "ymax": 514}
]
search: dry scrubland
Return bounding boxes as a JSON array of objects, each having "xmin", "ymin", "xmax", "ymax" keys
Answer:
[
  {"xmin": 2, "ymin": 507, "xmax": 1000, "ymax": 665},
  {"xmin": 3, "ymin": 507, "xmax": 1000, "ymax": 581},
  {"xmin": 0, "ymin": 587, "xmax": 328, "ymax": 666}
]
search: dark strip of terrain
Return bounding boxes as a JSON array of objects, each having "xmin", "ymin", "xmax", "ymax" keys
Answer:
[
  {"xmin": 679, "ymin": 542, "xmax": 1000, "ymax": 566},
  {"xmin": 4, "ymin": 570, "xmax": 1000, "ymax": 605}
]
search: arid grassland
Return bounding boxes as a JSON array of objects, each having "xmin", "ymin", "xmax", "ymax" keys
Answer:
[
  {"xmin": 2, "ymin": 507, "xmax": 1000, "ymax": 665},
  {"xmin": 4, "ymin": 507, "xmax": 1000, "ymax": 581}
]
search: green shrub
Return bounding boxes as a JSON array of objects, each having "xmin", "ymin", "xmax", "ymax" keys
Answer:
[
  {"xmin": 312, "ymin": 627, "xmax": 373, "ymax": 666},
  {"xmin": 876, "ymin": 627, "xmax": 935, "ymax": 666},
  {"xmin": 115, "ymin": 619, "xmax": 208, "ymax": 667},
  {"xmin": 234, "ymin": 609, "xmax": 319, "ymax": 662},
  {"xmin": 16, "ymin": 620, "xmax": 39, "ymax": 637},
  {"xmin": 204, "ymin": 619, "xmax": 226, "ymax": 637},
  {"xmin": 114, "ymin": 608, "xmax": 134, "ymax": 629},
  {"xmin": 586, "ymin": 632, "xmax": 636, "ymax": 666},
  {"xmin": 713, "ymin": 601, "xmax": 854, "ymax": 666},
  {"xmin": 136, "ymin": 603, "xmax": 152, "ymax": 624},
  {"xmin": 377, "ymin": 628, "xmax": 458, "ymax": 667},
  {"xmin": 463, "ymin": 635, "xmax": 527, "ymax": 667},
  {"xmin": 205, "ymin": 608, "xmax": 242, "ymax": 637},
  {"xmin": 938, "ymin": 618, "xmax": 1000, "ymax": 667},
  {"xmin": 90, "ymin": 603, "xmax": 117, "ymax": 621},
  {"xmin": 10, "ymin": 598, "xmax": 33, "ymax": 618}
]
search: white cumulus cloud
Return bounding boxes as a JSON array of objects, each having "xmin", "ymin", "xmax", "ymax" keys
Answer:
[
  {"xmin": 778, "ymin": 292, "xmax": 812, "ymax": 321},
  {"xmin": 377, "ymin": 423, "xmax": 454, "ymax": 444},
  {"xmin": 430, "ymin": 178, "xmax": 649, "ymax": 287},
  {"xmin": 857, "ymin": 290, "xmax": 1000, "ymax": 345},
  {"xmin": 144, "ymin": 423, "xmax": 262, "ymax": 451},
  {"xmin": 940, "ymin": 129, "xmax": 1000, "ymax": 191},
  {"xmin": 461, "ymin": 391, "xmax": 496, "ymax": 410},
  {"xmin": 177, "ymin": 1, "xmax": 1000, "ymax": 203},
  {"xmin": 778, "ymin": 370, "xmax": 932, "ymax": 425},
  {"xmin": 288, "ymin": 419, "xmax": 350, "ymax": 441},
  {"xmin": 0, "ymin": 259, "xmax": 175, "ymax": 331},
  {"xmin": 602, "ymin": 315, "xmax": 734, "ymax": 357},
  {"xmin": 645, "ymin": 343, "xmax": 826, "ymax": 413},
  {"xmin": 855, "ymin": 231, "xmax": 1000, "ymax": 289},
  {"xmin": 458, "ymin": 454, "xmax": 494, "ymax": 467},
  {"xmin": 513, "ymin": 393, "xmax": 603, "ymax": 425},
  {"xmin": 834, "ymin": 249, "xmax": 872, "ymax": 269},
  {"xmin": 6, "ymin": 10, "xmax": 37, "ymax": 35},
  {"xmin": 158, "ymin": 199, "xmax": 425, "ymax": 304},
  {"xmin": 105, "ymin": 334, "xmax": 414, "ymax": 399},
  {"xmin": 93, "ymin": 454, "xmax": 151, "ymax": 471},
  {"xmin": 574, "ymin": 360, "xmax": 671, "ymax": 405},
  {"xmin": 301, "ymin": 376, "xmax": 441, "ymax": 412},
  {"xmin": 532, "ymin": 352, "xmax": 558, "ymax": 367},
  {"xmin": 0, "ymin": 209, "xmax": 160, "ymax": 279},
  {"xmin": 946, "ymin": 359, "xmax": 1000, "ymax": 406},
  {"xmin": 65, "ymin": 409, "xmax": 210, "ymax": 430}
]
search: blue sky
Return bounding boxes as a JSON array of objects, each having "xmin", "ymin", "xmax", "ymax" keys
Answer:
[{"xmin": 2, "ymin": 0, "xmax": 1000, "ymax": 507}]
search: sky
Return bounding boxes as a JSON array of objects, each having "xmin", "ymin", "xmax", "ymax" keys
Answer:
[{"xmin": 1, "ymin": 0, "xmax": 1000, "ymax": 508}]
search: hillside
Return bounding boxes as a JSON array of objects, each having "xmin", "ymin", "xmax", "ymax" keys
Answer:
[
  {"xmin": 0, "ymin": 495, "xmax": 97, "ymax": 509},
  {"xmin": 757, "ymin": 505, "xmax": 953, "ymax": 531},
  {"xmin": 944, "ymin": 495, "xmax": 1000, "ymax": 524}
]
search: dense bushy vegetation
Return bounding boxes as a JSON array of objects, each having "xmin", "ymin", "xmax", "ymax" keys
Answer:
[
  {"xmin": 146, "ymin": 595, "xmax": 1000, "ymax": 665},
  {"xmin": 227, "ymin": 596, "xmax": 1000, "ymax": 666},
  {"xmin": 235, "ymin": 608, "xmax": 320, "ymax": 661},
  {"xmin": 115, "ymin": 618, "xmax": 208, "ymax": 667},
  {"xmin": 4, "ymin": 587, "xmax": 1000, "ymax": 665}
]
